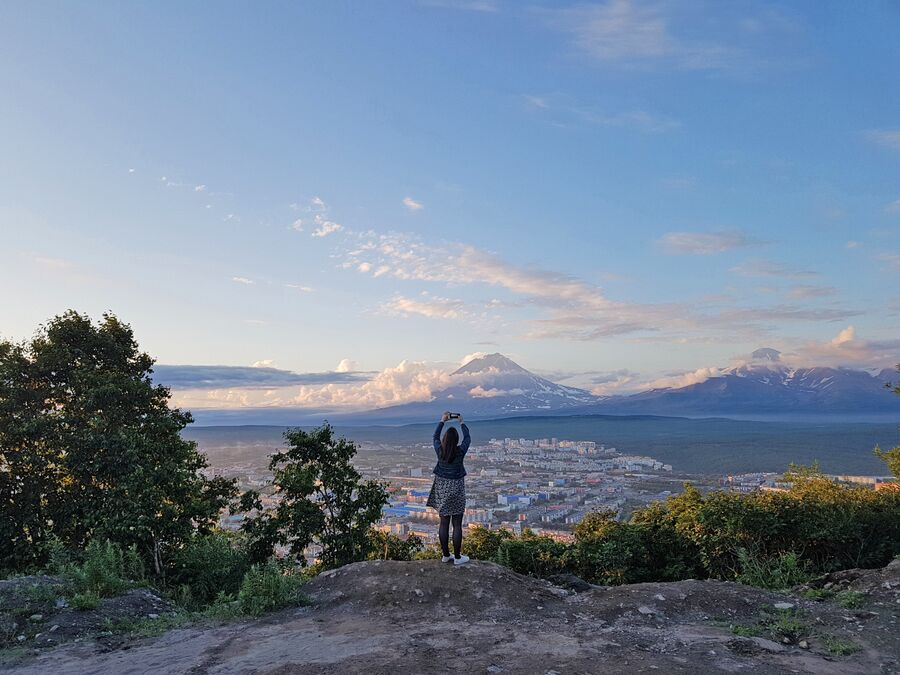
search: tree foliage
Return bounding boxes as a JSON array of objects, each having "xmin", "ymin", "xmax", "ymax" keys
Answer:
[
  {"xmin": 0, "ymin": 311, "xmax": 236, "ymax": 574},
  {"xmin": 240, "ymin": 424, "xmax": 388, "ymax": 569}
]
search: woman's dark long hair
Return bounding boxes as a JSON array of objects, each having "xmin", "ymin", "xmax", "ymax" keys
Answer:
[{"xmin": 440, "ymin": 426, "xmax": 459, "ymax": 464}]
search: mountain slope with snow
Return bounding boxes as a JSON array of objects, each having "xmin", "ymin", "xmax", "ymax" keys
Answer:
[{"xmin": 596, "ymin": 349, "xmax": 899, "ymax": 417}]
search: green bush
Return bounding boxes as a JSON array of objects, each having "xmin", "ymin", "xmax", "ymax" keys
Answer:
[
  {"xmin": 735, "ymin": 549, "xmax": 812, "ymax": 590},
  {"xmin": 56, "ymin": 540, "xmax": 144, "ymax": 599},
  {"xmin": 494, "ymin": 532, "xmax": 567, "ymax": 577},
  {"xmin": 168, "ymin": 533, "xmax": 250, "ymax": 609},
  {"xmin": 70, "ymin": 591, "xmax": 100, "ymax": 610},
  {"xmin": 237, "ymin": 561, "xmax": 306, "ymax": 617},
  {"xmin": 481, "ymin": 472, "xmax": 900, "ymax": 588},
  {"xmin": 465, "ymin": 526, "xmax": 514, "ymax": 561}
]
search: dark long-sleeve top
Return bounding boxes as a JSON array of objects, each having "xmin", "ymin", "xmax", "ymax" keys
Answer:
[{"xmin": 432, "ymin": 421, "xmax": 470, "ymax": 479}]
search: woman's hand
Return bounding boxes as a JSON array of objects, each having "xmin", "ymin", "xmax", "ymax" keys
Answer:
[{"xmin": 441, "ymin": 411, "xmax": 450, "ymax": 422}]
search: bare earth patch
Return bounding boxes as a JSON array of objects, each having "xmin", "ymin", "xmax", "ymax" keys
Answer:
[{"xmin": 3, "ymin": 559, "xmax": 899, "ymax": 674}]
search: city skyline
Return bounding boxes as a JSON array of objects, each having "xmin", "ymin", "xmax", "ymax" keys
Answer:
[{"xmin": 2, "ymin": 1, "xmax": 900, "ymax": 412}]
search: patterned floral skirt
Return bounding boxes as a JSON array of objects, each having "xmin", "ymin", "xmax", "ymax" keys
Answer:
[{"xmin": 426, "ymin": 476, "xmax": 466, "ymax": 516}]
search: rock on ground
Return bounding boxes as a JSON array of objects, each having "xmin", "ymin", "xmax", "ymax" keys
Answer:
[{"xmin": 3, "ymin": 559, "xmax": 899, "ymax": 674}]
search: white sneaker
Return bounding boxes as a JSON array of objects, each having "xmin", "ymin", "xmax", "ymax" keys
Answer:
[
  {"xmin": 441, "ymin": 555, "xmax": 453, "ymax": 563},
  {"xmin": 453, "ymin": 555, "xmax": 470, "ymax": 566}
]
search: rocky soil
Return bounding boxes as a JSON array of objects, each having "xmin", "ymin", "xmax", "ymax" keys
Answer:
[{"xmin": 2, "ymin": 559, "xmax": 899, "ymax": 674}]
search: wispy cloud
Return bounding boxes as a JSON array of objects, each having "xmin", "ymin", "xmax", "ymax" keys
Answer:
[
  {"xmin": 659, "ymin": 230, "xmax": 763, "ymax": 255},
  {"xmin": 787, "ymin": 284, "xmax": 836, "ymax": 299},
  {"xmin": 153, "ymin": 364, "xmax": 370, "ymax": 389},
  {"xmin": 878, "ymin": 253, "xmax": 900, "ymax": 271},
  {"xmin": 284, "ymin": 283, "xmax": 313, "ymax": 292},
  {"xmin": 381, "ymin": 294, "xmax": 469, "ymax": 321},
  {"xmin": 525, "ymin": 93, "xmax": 679, "ymax": 133},
  {"xmin": 403, "ymin": 196, "xmax": 424, "ymax": 211},
  {"xmin": 546, "ymin": 0, "xmax": 802, "ymax": 72},
  {"xmin": 730, "ymin": 259, "xmax": 818, "ymax": 278},
  {"xmin": 885, "ymin": 199, "xmax": 900, "ymax": 214},
  {"xmin": 550, "ymin": 0, "xmax": 733, "ymax": 70},
  {"xmin": 338, "ymin": 230, "xmax": 853, "ymax": 344},
  {"xmin": 864, "ymin": 129, "xmax": 900, "ymax": 150},
  {"xmin": 231, "ymin": 276, "xmax": 255, "ymax": 285},
  {"xmin": 421, "ymin": 0, "xmax": 500, "ymax": 12}
]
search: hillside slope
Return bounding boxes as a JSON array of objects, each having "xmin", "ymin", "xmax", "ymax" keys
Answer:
[{"xmin": 7, "ymin": 559, "xmax": 899, "ymax": 674}]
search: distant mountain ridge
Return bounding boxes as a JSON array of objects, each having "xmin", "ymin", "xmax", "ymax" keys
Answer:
[
  {"xmin": 600, "ymin": 349, "xmax": 898, "ymax": 417},
  {"xmin": 187, "ymin": 350, "xmax": 900, "ymax": 425},
  {"xmin": 340, "ymin": 349, "xmax": 899, "ymax": 423}
]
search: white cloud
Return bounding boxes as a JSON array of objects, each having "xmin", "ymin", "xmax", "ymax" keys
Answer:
[
  {"xmin": 291, "ymin": 219, "xmax": 304, "ymax": 232},
  {"xmin": 231, "ymin": 276, "xmax": 255, "ymax": 285},
  {"xmin": 381, "ymin": 295, "xmax": 468, "ymax": 321},
  {"xmin": 194, "ymin": 184, "xmax": 207, "ymax": 192},
  {"xmin": 885, "ymin": 199, "xmax": 900, "ymax": 214},
  {"xmin": 311, "ymin": 216, "xmax": 343, "ymax": 238},
  {"xmin": 460, "ymin": 352, "xmax": 488, "ymax": 366},
  {"xmin": 846, "ymin": 240, "xmax": 860, "ymax": 249},
  {"xmin": 403, "ymin": 196, "xmax": 424, "ymax": 211},
  {"xmin": 645, "ymin": 367, "xmax": 723, "ymax": 390},
  {"xmin": 865, "ymin": 129, "xmax": 900, "ymax": 150},
  {"xmin": 659, "ymin": 230, "xmax": 762, "ymax": 255},
  {"xmin": 284, "ymin": 283, "xmax": 313, "ymax": 292},
  {"xmin": 831, "ymin": 325, "xmax": 855, "ymax": 346},
  {"xmin": 336, "ymin": 358, "xmax": 357, "ymax": 373},
  {"xmin": 252, "ymin": 359, "xmax": 275, "ymax": 368},
  {"xmin": 791, "ymin": 325, "xmax": 900, "ymax": 368},
  {"xmin": 358, "ymin": 262, "xmax": 372, "ymax": 273}
]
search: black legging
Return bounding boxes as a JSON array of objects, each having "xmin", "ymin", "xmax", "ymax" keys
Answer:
[{"xmin": 439, "ymin": 514, "xmax": 464, "ymax": 557}]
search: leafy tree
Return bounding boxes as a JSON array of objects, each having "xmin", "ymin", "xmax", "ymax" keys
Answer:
[
  {"xmin": 875, "ymin": 446, "xmax": 900, "ymax": 480},
  {"xmin": 240, "ymin": 424, "xmax": 388, "ymax": 569},
  {"xmin": 366, "ymin": 530, "xmax": 424, "ymax": 561},
  {"xmin": 0, "ymin": 311, "xmax": 236, "ymax": 574},
  {"xmin": 875, "ymin": 365, "xmax": 900, "ymax": 480},
  {"xmin": 465, "ymin": 525, "xmax": 514, "ymax": 561}
]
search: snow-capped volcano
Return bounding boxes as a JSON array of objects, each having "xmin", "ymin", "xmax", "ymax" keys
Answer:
[
  {"xmin": 596, "ymin": 348, "xmax": 899, "ymax": 417},
  {"xmin": 354, "ymin": 353, "xmax": 600, "ymax": 422}
]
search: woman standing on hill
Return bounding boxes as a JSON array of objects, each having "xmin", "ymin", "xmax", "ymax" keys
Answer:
[{"xmin": 427, "ymin": 411, "xmax": 470, "ymax": 565}]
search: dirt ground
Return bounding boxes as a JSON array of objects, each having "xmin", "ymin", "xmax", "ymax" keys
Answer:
[{"xmin": 3, "ymin": 559, "xmax": 899, "ymax": 674}]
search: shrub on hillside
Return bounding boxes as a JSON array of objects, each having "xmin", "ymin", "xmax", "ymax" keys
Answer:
[
  {"xmin": 366, "ymin": 531, "xmax": 424, "ymax": 561},
  {"xmin": 56, "ymin": 540, "xmax": 145, "ymax": 598},
  {"xmin": 168, "ymin": 532, "xmax": 251, "ymax": 608},
  {"xmin": 237, "ymin": 561, "xmax": 306, "ymax": 617},
  {"xmin": 494, "ymin": 532, "xmax": 568, "ymax": 577},
  {"xmin": 735, "ymin": 549, "xmax": 812, "ymax": 590},
  {"xmin": 465, "ymin": 526, "xmax": 514, "ymax": 561}
]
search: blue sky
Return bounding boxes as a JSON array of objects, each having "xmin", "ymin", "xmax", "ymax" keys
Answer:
[{"xmin": 2, "ymin": 1, "xmax": 899, "ymax": 410}]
